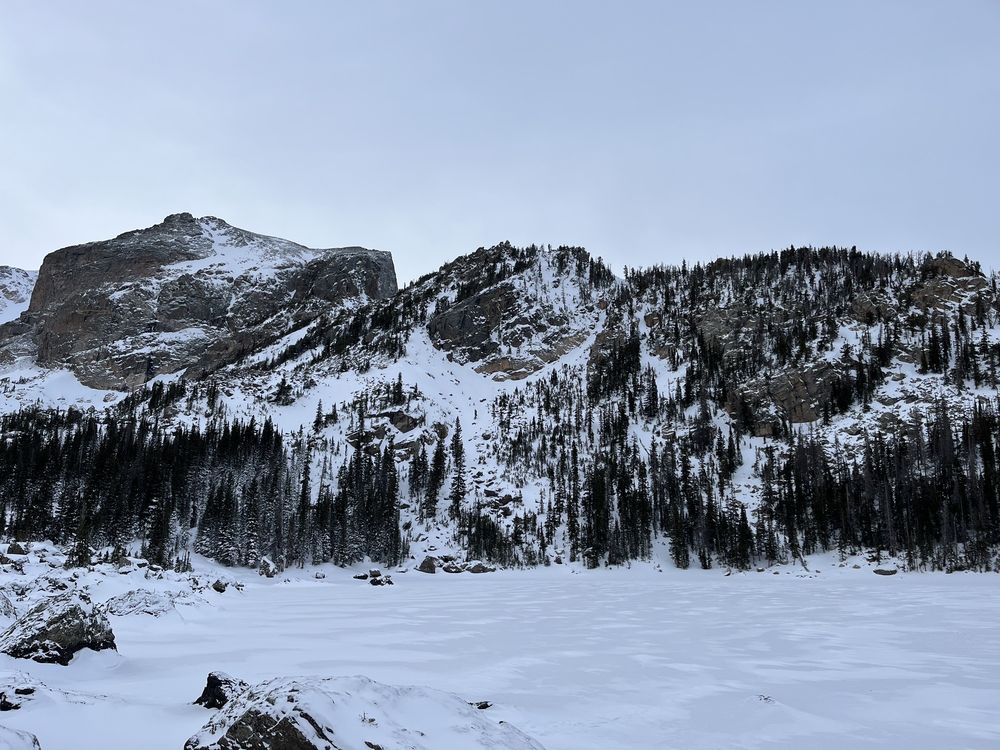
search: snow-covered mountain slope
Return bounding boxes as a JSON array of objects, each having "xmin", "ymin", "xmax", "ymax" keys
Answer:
[
  {"xmin": 0, "ymin": 266, "xmax": 36, "ymax": 326},
  {"xmin": 2, "ymin": 223, "xmax": 1000, "ymax": 575}
]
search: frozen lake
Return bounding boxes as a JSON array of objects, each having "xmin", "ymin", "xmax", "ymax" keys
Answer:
[{"xmin": 6, "ymin": 563, "xmax": 1000, "ymax": 749}]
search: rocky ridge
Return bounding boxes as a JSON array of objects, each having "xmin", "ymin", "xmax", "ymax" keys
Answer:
[{"xmin": 1, "ymin": 218, "xmax": 999, "ymax": 573}]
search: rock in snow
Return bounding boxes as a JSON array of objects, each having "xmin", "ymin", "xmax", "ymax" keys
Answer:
[
  {"xmin": 0, "ymin": 724, "xmax": 41, "ymax": 750},
  {"xmin": 0, "ymin": 591, "xmax": 116, "ymax": 665},
  {"xmin": 195, "ymin": 672, "xmax": 251, "ymax": 710},
  {"xmin": 184, "ymin": 675, "xmax": 546, "ymax": 750},
  {"xmin": 101, "ymin": 589, "xmax": 197, "ymax": 617}
]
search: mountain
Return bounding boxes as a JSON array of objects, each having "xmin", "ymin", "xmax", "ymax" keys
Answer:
[
  {"xmin": 1, "ymin": 217, "xmax": 999, "ymax": 575},
  {"xmin": 0, "ymin": 213, "xmax": 395, "ymax": 390},
  {"xmin": 0, "ymin": 266, "xmax": 36, "ymax": 326}
]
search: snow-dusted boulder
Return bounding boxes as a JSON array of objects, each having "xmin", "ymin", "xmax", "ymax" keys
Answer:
[
  {"xmin": 184, "ymin": 675, "xmax": 546, "ymax": 750},
  {"xmin": 195, "ymin": 672, "xmax": 251, "ymax": 710},
  {"xmin": 257, "ymin": 558, "xmax": 278, "ymax": 578},
  {"xmin": 101, "ymin": 589, "xmax": 178, "ymax": 617},
  {"xmin": 0, "ymin": 591, "xmax": 116, "ymax": 665},
  {"xmin": 0, "ymin": 724, "xmax": 41, "ymax": 750}
]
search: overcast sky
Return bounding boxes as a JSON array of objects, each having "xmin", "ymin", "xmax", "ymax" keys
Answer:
[{"xmin": 1, "ymin": 1, "xmax": 997, "ymax": 281}]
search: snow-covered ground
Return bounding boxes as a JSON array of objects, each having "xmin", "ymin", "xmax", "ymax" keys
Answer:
[{"xmin": 2, "ymin": 558, "xmax": 999, "ymax": 749}]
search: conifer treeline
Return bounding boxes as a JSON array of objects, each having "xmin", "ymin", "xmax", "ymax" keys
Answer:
[{"xmin": 0, "ymin": 407, "xmax": 404, "ymax": 571}]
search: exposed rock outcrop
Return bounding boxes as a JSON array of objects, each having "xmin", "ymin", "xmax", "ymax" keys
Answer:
[
  {"xmin": 184, "ymin": 675, "xmax": 546, "ymax": 750},
  {"xmin": 425, "ymin": 244, "xmax": 602, "ymax": 381}
]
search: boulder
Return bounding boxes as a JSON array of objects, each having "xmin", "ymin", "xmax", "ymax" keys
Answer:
[
  {"xmin": 0, "ymin": 725, "xmax": 40, "ymax": 750},
  {"xmin": 258, "ymin": 558, "xmax": 278, "ymax": 578},
  {"xmin": 416, "ymin": 556, "xmax": 437, "ymax": 574},
  {"xmin": 383, "ymin": 411, "xmax": 420, "ymax": 434},
  {"xmin": 212, "ymin": 580, "xmax": 228, "ymax": 593},
  {"xmin": 102, "ymin": 589, "xmax": 178, "ymax": 617},
  {"xmin": 184, "ymin": 675, "xmax": 546, "ymax": 750},
  {"xmin": 0, "ymin": 591, "xmax": 116, "ymax": 665},
  {"xmin": 873, "ymin": 568, "xmax": 898, "ymax": 576},
  {"xmin": 5, "ymin": 543, "xmax": 27, "ymax": 557},
  {"xmin": 465, "ymin": 562, "xmax": 495, "ymax": 574},
  {"xmin": 0, "ymin": 692, "xmax": 20, "ymax": 711},
  {"xmin": 195, "ymin": 672, "xmax": 251, "ymax": 710}
]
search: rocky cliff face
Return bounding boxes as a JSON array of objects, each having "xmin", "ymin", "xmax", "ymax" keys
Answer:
[
  {"xmin": 424, "ymin": 243, "xmax": 608, "ymax": 380},
  {"xmin": 1, "ymin": 213, "xmax": 396, "ymax": 390}
]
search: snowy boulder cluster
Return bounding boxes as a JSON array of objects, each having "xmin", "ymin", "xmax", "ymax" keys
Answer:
[
  {"xmin": 416, "ymin": 556, "xmax": 495, "ymax": 574},
  {"xmin": 0, "ymin": 591, "xmax": 115, "ymax": 665},
  {"xmin": 185, "ymin": 674, "xmax": 545, "ymax": 750},
  {"xmin": 352, "ymin": 569, "xmax": 394, "ymax": 586}
]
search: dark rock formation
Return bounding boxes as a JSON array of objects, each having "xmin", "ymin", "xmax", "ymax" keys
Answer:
[{"xmin": 195, "ymin": 672, "xmax": 251, "ymax": 710}]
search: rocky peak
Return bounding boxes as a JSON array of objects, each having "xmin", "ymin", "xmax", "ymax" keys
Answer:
[{"xmin": 1, "ymin": 214, "xmax": 397, "ymax": 390}]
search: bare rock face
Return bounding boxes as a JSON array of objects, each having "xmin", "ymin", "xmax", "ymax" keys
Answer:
[
  {"xmin": 0, "ymin": 591, "xmax": 116, "ymax": 665},
  {"xmin": 733, "ymin": 360, "xmax": 842, "ymax": 425},
  {"xmin": 184, "ymin": 675, "xmax": 546, "ymax": 750},
  {"xmin": 426, "ymin": 244, "xmax": 604, "ymax": 381},
  {"xmin": 5, "ymin": 214, "xmax": 397, "ymax": 390}
]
